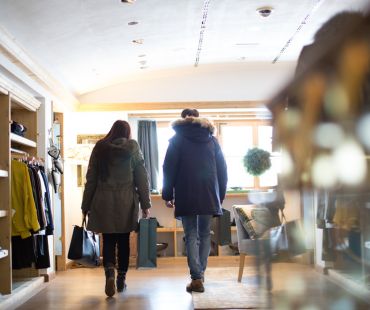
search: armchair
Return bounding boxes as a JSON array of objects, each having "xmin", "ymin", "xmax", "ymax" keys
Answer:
[{"xmin": 232, "ymin": 205, "xmax": 272, "ymax": 290}]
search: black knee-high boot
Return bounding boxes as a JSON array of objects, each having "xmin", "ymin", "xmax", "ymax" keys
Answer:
[
  {"xmin": 116, "ymin": 270, "xmax": 127, "ymax": 292},
  {"xmin": 104, "ymin": 266, "xmax": 116, "ymax": 297}
]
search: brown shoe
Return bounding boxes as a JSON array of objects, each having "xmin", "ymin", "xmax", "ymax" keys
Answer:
[{"xmin": 186, "ymin": 279, "xmax": 204, "ymax": 293}]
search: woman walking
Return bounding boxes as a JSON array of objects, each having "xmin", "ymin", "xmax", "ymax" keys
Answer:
[{"xmin": 81, "ymin": 120, "xmax": 151, "ymax": 297}]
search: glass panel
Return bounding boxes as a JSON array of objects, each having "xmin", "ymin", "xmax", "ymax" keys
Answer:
[
  {"xmin": 259, "ymin": 155, "xmax": 279, "ymax": 187},
  {"xmin": 221, "ymin": 125, "xmax": 254, "ymax": 188},
  {"xmin": 258, "ymin": 126, "xmax": 278, "ymax": 187},
  {"xmin": 157, "ymin": 125, "xmax": 175, "ymax": 189},
  {"xmin": 258, "ymin": 126, "xmax": 273, "ymax": 152}
]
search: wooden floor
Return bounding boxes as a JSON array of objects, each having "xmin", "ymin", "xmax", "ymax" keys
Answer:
[{"xmin": 6, "ymin": 257, "xmax": 370, "ymax": 309}]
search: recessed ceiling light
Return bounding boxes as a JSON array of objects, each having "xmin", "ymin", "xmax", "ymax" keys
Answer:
[
  {"xmin": 128, "ymin": 21, "xmax": 139, "ymax": 26},
  {"xmin": 121, "ymin": 0, "xmax": 135, "ymax": 3},
  {"xmin": 132, "ymin": 39, "xmax": 144, "ymax": 44},
  {"xmin": 256, "ymin": 6, "xmax": 273, "ymax": 17},
  {"xmin": 138, "ymin": 54, "xmax": 146, "ymax": 57}
]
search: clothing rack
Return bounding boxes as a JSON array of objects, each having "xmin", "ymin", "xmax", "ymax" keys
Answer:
[
  {"xmin": 11, "ymin": 147, "xmax": 29, "ymax": 156},
  {"xmin": 11, "ymin": 148, "xmax": 44, "ymax": 165}
]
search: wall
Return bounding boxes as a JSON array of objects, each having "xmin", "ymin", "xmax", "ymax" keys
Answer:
[{"xmin": 78, "ymin": 62, "xmax": 296, "ymax": 104}]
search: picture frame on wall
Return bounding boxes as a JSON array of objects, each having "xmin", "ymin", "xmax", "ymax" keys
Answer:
[{"xmin": 76, "ymin": 134, "xmax": 104, "ymax": 187}]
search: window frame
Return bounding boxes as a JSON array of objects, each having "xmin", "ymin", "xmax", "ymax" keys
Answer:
[{"xmin": 214, "ymin": 119, "xmax": 274, "ymax": 190}]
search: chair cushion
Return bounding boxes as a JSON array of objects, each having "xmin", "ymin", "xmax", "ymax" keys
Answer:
[{"xmin": 235, "ymin": 205, "xmax": 273, "ymax": 239}]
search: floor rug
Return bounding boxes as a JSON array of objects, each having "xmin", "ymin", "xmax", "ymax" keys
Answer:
[{"xmin": 192, "ymin": 267, "xmax": 269, "ymax": 309}]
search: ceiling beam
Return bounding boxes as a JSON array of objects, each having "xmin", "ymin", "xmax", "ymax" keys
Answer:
[
  {"xmin": 0, "ymin": 25, "xmax": 79, "ymax": 110},
  {"xmin": 77, "ymin": 100, "xmax": 265, "ymax": 112}
]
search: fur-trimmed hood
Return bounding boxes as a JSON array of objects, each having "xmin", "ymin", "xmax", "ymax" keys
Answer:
[
  {"xmin": 171, "ymin": 117, "xmax": 215, "ymax": 143},
  {"xmin": 172, "ymin": 117, "xmax": 215, "ymax": 133}
]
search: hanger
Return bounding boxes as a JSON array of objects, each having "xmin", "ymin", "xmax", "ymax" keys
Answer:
[{"xmin": 11, "ymin": 148, "xmax": 29, "ymax": 162}]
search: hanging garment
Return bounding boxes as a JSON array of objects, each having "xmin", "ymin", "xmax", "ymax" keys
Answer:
[
  {"xmin": 28, "ymin": 166, "xmax": 46, "ymax": 230},
  {"xmin": 28, "ymin": 166, "xmax": 43, "ymax": 227},
  {"xmin": 11, "ymin": 236, "xmax": 36, "ymax": 269},
  {"xmin": 36, "ymin": 168, "xmax": 48, "ymax": 231},
  {"xmin": 34, "ymin": 235, "xmax": 51, "ymax": 269},
  {"xmin": 11, "ymin": 160, "xmax": 40, "ymax": 238},
  {"xmin": 39, "ymin": 168, "xmax": 54, "ymax": 235},
  {"xmin": 316, "ymin": 190, "xmax": 337, "ymax": 228}
]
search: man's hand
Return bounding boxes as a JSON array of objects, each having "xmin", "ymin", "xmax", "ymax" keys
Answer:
[
  {"xmin": 165, "ymin": 200, "xmax": 175, "ymax": 208},
  {"xmin": 142, "ymin": 208, "xmax": 150, "ymax": 218}
]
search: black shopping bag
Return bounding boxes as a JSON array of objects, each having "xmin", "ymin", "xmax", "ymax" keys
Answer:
[
  {"xmin": 213, "ymin": 208, "xmax": 232, "ymax": 246},
  {"xmin": 67, "ymin": 219, "xmax": 100, "ymax": 267},
  {"xmin": 137, "ymin": 217, "xmax": 157, "ymax": 269}
]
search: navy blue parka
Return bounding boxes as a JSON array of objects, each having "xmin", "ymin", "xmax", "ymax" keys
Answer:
[{"xmin": 162, "ymin": 117, "xmax": 228, "ymax": 217}]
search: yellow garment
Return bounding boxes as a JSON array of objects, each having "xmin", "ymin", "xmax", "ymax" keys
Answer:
[
  {"xmin": 11, "ymin": 160, "xmax": 40, "ymax": 238},
  {"xmin": 333, "ymin": 198, "xmax": 360, "ymax": 230}
]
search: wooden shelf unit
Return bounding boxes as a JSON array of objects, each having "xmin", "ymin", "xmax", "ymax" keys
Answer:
[
  {"xmin": 148, "ymin": 195, "xmax": 239, "ymax": 258},
  {"xmin": 0, "ymin": 92, "xmax": 40, "ymax": 295},
  {"xmin": 10, "ymin": 133, "xmax": 37, "ymax": 148},
  {"xmin": 0, "ymin": 210, "xmax": 8, "ymax": 218},
  {"xmin": 0, "ymin": 249, "xmax": 9, "ymax": 259},
  {"xmin": 156, "ymin": 219, "xmax": 184, "ymax": 257},
  {"xmin": 156, "ymin": 220, "xmax": 237, "ymax": 258}
]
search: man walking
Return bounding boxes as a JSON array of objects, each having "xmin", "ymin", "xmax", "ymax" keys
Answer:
[{"xmin": 162, "ymin": 108, "xmax": 228, "ymax": 293}]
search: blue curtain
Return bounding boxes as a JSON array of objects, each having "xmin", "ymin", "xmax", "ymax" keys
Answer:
[{"xmin": 138, "ymin": 120, "xmax": 159, "ymax": 191}]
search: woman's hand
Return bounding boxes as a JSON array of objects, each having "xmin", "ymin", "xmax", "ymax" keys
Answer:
[
  {"xmin": 142, "ymin": 208, "xmax": 150, "ymax": 218},
  {"xmin": 165, "ymin": 200, "xmax": 175, "ymax": 208}
]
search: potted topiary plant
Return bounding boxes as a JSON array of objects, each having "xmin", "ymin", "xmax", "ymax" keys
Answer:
[{"xmin": 243, "ymin": 147, "xmax": 271, "ymax": 177}]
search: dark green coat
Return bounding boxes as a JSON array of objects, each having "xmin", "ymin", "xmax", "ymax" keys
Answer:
[{"xmin": 81, "ymin": 138, "xmax": 151, "ymax": 233}]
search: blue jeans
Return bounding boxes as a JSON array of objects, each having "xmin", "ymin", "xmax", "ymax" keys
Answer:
[{"xmin": 182, "ymin": 215, "xmax": 212, "ymax": 280}]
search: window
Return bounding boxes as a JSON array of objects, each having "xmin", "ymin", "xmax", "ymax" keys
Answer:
[
  {"xmin": 217, "ymin": 121, "xmax": 277, "ymax": 189},
  {"xmin": 157, "ymin": 122, "xmax": 175, "ymax": 188},
  {"xmin": 220, "ymin": 124, "xmax": 254, "ymax": 188}
]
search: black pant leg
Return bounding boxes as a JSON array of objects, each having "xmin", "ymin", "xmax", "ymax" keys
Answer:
[
  {"xmin": 102, "ymin": 233, "xmax": 117, "ymax": 268},
  {"xmin": 116, "ymin": 232, "xmax": 130, "ymax": 272}
]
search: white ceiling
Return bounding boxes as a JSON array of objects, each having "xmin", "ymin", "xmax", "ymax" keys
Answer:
[{"xmin": 0, "ymin": 0, "xmax": 369, "ymax": 99}]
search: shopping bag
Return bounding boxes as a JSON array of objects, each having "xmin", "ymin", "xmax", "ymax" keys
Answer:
[
  {"xmin": 47, "ymin": 138, "xmax": 60, "ymax": 159},
  {"xmin": 267, "ymin": 211, "xmax": 306, "ymax": 259},
  {"xmin": 213, "ymin": 208, "xmax": 232, "ymax": 246},
  {"xmin": 67, "ymin": 218, "xmax": 100, "ymax": 267},
  {"xmin": 136, "ymin": 217, "xmax": 157, "ymax": 269}
]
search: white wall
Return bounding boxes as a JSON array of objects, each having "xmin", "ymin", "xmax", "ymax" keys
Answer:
[
  {"xmin": 78, "ymin": 62, "xmax": 296, "ymax": 104},
  {"xmin": 63, "ymin": 111, "xmax": 128, "ymax": 265}
]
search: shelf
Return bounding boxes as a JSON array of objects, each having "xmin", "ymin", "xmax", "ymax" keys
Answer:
[
  {"xmin": 10, "ymin": 93, "xmax": 40, "ymax": 111},
  {"xmin": 157, "ymin": 227, "xmax": 176, "ymax": 232},
  {"xmin": 0, "ymin": 249, "xmax": 8, "ymax": 259},
  {"xmin": 157, "ymin": 226, "xmax": 236, "ymax": 232},
  {"xmin": 0, "ymin": 169, "xmax": 8, "ymax": 177},
  {"xmin": 10, "ymin": 133, "xmax": 36, "ymax": 148},
  {"xmin": 0, "ymin": 210, "xmax": 8, "ymax": 217}
]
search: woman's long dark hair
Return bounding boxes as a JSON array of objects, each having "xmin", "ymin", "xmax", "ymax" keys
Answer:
[{"xmin": 93, "ymin": 120, "xmax": 131, "ymax": 181}]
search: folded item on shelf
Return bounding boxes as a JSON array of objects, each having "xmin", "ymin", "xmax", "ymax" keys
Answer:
[{"xmin": 11, "ymin": 120, "xmax": 27, "ymax": 137}]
